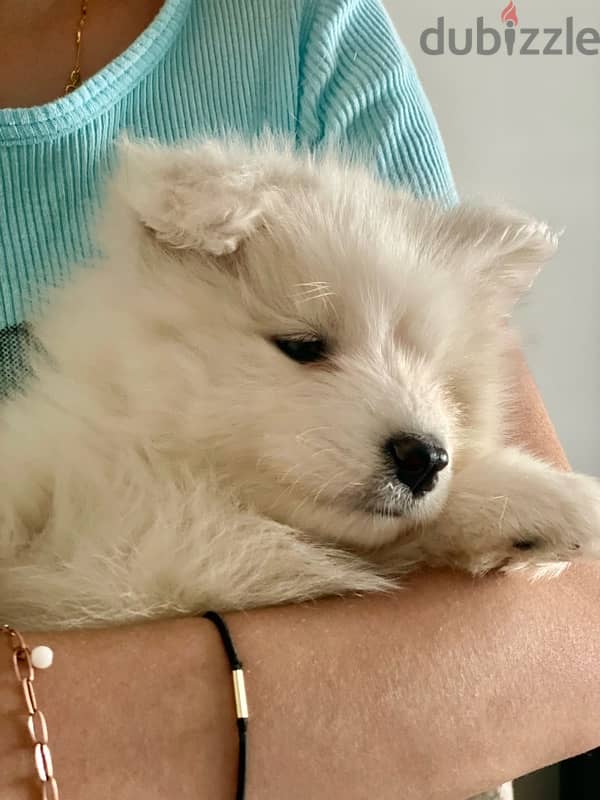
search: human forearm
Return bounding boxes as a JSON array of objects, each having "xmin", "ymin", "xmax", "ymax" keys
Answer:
[
  {"xmin": 232, "ymin": 566, "xmax": 600, "ymax": 799},
  {"xmin": 3, "ymin": 566, "xmax": 599, "ymax": 800},
  {"xmin": 1, "ymin": 617, "xmax": 238, "ymax": 800}
]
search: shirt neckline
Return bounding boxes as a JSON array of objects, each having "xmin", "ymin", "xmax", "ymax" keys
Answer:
[{"xmin": 0, "ymin": 0, "xmax": 192, "ymax": 144}]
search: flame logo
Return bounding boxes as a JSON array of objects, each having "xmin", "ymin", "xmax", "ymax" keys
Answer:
[{"xmin": 500, "ymin": 1, "xmax": 519, "ymax": 26}]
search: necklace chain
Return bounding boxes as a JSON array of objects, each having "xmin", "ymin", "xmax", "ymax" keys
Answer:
[{"xmin": 64, "ymin": 0, "xmax": 88, "ymax": 95}]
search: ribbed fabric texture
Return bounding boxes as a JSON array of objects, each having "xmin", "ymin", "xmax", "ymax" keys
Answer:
[{"xmin": 0, "ymin": 0, "xmax": 456, "ymax": 391}]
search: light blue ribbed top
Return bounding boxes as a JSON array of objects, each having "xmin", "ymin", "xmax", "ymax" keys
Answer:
[{"xmin": 0, "ymin": 0, "xmax": 456, "ymax": 389}]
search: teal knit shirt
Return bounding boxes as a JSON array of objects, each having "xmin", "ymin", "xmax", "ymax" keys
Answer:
[{"xmin": 0, "ymin": 0, "xmax": 456, "ymax": 390}]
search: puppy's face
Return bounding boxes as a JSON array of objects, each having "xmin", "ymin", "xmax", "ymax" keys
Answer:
[
  {"xmin": 113, "ymin": 139, "xmax": 557, "ymax": 550},
  {"xmin": 189, "ymin": 228, "xmax": 459, "ymax": 550}
]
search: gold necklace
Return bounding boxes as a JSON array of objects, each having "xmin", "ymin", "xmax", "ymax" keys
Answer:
[{"xmin": 64, "ymin": 0, "xmax": 88, "ymax": 94}]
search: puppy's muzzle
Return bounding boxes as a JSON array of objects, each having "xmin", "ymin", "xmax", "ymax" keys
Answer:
[{"xmin": 384, "ymin": 434, "xmax": 449, "ymax": 496}]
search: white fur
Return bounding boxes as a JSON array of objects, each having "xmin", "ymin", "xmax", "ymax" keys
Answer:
[{"xmin": 1, "ymin": 137, "xmax": 599, "ymax": 631}]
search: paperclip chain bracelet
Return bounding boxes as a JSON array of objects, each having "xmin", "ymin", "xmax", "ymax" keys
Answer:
[
  {"xmin": 202, "ymin": 611, "xmax": 248, "ymax": 800},
  {"xmin": 2, "ymin": 625, "xmax": 59, "ymax": 800}
]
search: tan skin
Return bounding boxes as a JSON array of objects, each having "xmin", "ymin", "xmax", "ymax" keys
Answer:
[
  {"xmin": 0, "ymin": 0, "xmax": 164, "ymax": 107},
  {"xmin": 1, "ymin": 4, "xmax": 598, "ymax": 798}
]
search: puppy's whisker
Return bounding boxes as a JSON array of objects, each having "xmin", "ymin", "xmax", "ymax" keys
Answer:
[
  {"xmin": 311, "ymin": 472, "xmax": 344, "ymax": 507},
  {"xmin": 295, "ymin": 292, "xmax": 335, "ymax": 305},
  {"xmin": 292, "ymin": 281, "xmax": 332, "ymax": 294},
  {"xmin": 496, "ymin": 495, "xmax": 509, "ymax": 536},
  {"xmin": 295, "ymin": 426, "xmax": 333, "ymax": 443},
  {"xmin": 291, "ymin": 465, "xmax": 351, "ymax": 517},
  {"xmin": 268, "ymin": 448, "xmax": 341, "ymax": 508},
  {"xmin": 328, "ymin": 477, "xmax": 364, "ymax": 502},
  {"xmin": 325, "ymin": 480, "xmax": 366, "ymax": 513},
  {"xmin": 277, "ymin": 447, "xmax": 338, "ymax": 484},
  {"xmin": 290, "ymin": 282, "xmax": 338, "ymax": 317}
]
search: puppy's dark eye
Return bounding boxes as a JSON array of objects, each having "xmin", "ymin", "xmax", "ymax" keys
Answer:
[{"xmin": 273, "ymin": 336, "xmax": 328, "ymax": 364}]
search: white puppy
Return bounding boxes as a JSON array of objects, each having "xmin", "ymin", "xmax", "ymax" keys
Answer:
[{"xmin": 1, "ymin": 138, "xmax": 599, "ymax": 631}]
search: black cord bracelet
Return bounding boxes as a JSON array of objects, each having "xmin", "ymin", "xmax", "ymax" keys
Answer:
[{"xmin": 202, "ymin": 611, "xmax": 248, "ymax": 800}]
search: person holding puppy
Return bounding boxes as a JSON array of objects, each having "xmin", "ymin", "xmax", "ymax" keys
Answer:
[{"xmin": 1, "ymin": 2, "xmax": 598, "ymax": 800}]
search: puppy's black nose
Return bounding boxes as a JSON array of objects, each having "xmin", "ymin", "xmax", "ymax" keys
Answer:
[{"xmin": 385, "ymin": 434, "xmax": 448, "ymax": 495}]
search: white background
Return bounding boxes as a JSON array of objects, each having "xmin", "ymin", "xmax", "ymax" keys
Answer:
[
  {"xmin": 383, "ymin": 0, "xmax": 600, "ymax": 796},
  {"xmin": 384, "ymin": 0, "xmax": 600, "ymax": 476}
]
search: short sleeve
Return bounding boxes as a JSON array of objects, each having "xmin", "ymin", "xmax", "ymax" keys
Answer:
[{"xmin": 296, "ymin": 0, "xmax": 458, "ymax": 204}]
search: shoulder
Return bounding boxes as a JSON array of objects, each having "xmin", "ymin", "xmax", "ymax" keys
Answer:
[{"xmin": 294, "ymin": 0, "xmax": 458, "ymax": 202}]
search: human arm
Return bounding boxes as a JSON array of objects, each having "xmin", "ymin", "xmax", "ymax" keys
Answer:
[
  {"xmin": 3, "ymin": 563, "xmax": 600, "ymax": 800},
  {"xmin": 505, "ymin": 336, "xmax": 571, "ymax": 470}
]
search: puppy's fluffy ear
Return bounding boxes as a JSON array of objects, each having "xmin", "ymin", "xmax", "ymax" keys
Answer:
[
  {"xmin": 114, "ymin": 137, "xmax": 283, "ymax": 256},
  {"xmin": 439, "ymin": 204, "xmax": 559, "ymax": 305}
]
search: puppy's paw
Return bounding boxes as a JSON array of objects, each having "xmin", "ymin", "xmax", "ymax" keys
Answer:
[
  {"xmin": 499, "ymin": 470, "xmax": 600, "ymax": 577},
  {"xmin": 422, "ymin": 448, "xmax": 600, "ymax": 577}
]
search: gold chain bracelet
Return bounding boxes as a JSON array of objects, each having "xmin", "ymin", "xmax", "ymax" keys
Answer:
[{"xmin": 2, "ymin": 625, "xmax": 59, "ymax": 800}]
